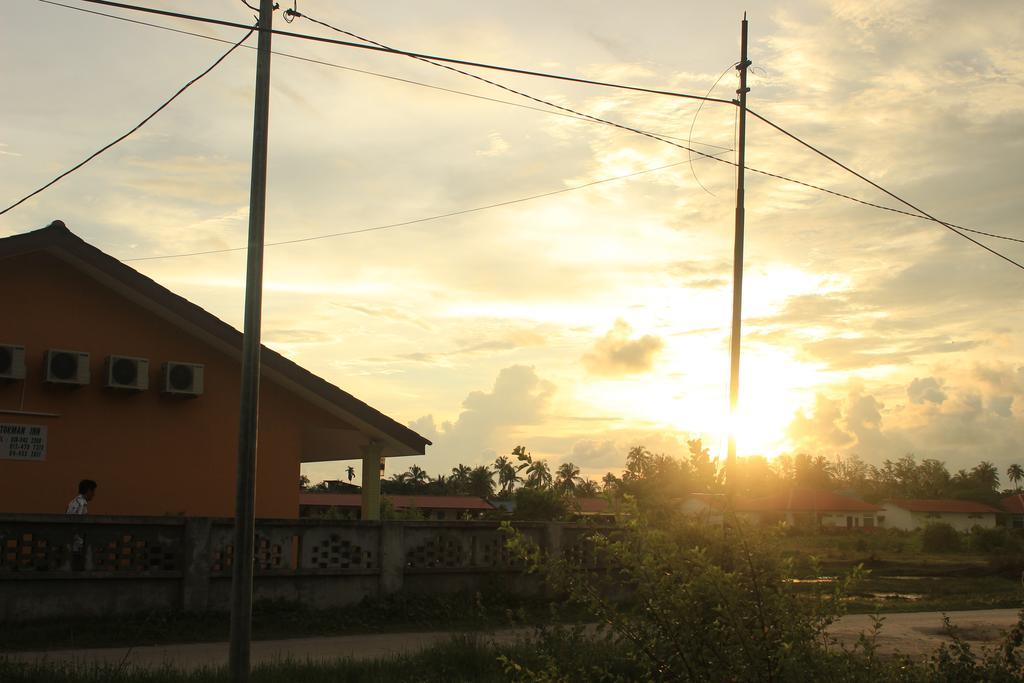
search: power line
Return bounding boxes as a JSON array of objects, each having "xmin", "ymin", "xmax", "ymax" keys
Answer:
[
  {"xmin": 292, "ymin": 8, "xmax": 1024, "ymax": 254},
  {"xmin": 0, "ymin": 21, "xmax": 256, "ymax": 218},
  {"xmin": 74, "ymin": 0, "xmax": 736, "ymax": 105},
  {"xmin": 747, "ymin": 108, "xmax": 1024, "ymax": 265},
  {"xmin": 36, "ymin": 0, "xmax": 732, "ymax": 152},
  {"xmin": 27, "ymin": 1, "xmax": 1024, "ymax": 256},
  {"xmin": 121, "ymin": 158, "xmax": 718, "ymax": 261}
]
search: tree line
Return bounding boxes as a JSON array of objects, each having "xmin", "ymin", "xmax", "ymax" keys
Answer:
[{"xmin": 303, "ymin": 443, "xmax": 1024, "ymax": 508}]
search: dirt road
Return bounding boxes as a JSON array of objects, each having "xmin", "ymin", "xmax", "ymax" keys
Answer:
[{"xmin": 4, "ymin": 608, "xmax": 1020, "ymax": 670}]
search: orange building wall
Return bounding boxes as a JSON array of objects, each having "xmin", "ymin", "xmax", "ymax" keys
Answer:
[{"xmin": 0, "ymin": 251, "xmax": 351, "ymax": 518}]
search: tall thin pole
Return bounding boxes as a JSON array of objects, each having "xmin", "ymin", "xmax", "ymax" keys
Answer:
[
  {"xmin": 727, "ymin": 14, "xmax": 750, "ymax": 492},
  {"xmin": 229, "ymin": 0, "xmax": 273, "ymax": 680}
]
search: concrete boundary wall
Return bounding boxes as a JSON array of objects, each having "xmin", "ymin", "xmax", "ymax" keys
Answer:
[{"xmin": 0, "ymin": 515, "xmax": 603, "ymax": 622}]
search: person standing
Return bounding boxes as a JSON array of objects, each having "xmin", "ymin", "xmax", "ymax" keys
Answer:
[
  {"xmin": 67, "ymin": 479, "xmax": 96, "ymax": 570},
  {"xmin": 66, "ymin": 479, "xmax": 97, "ymax": 515}
]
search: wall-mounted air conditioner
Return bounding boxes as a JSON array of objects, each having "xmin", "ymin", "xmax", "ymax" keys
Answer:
[
  {"xmin": 0, "ymin": 344, "xmax": 26, "ymax": 381},
  {"xmin": 44, "ymin": 349, "xmax": 90, "ymax": 385},
  {"xmin": 161, "ymin": 362, "xmax": 204, "ymax": 397},
  {"xmin": 105, "ymin": 355, "xmax": 149, "ymax": 391}
]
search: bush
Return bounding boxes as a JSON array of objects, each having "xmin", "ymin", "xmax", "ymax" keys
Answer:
[
  {"xmin": 512, "ymin": 487, "xmax": 569, "ymax": 521},
  {"xmin": 504, "ymin": 514, "xmax": 856, "ymax": 681},
  {"xmin": 922, "ymin": 523, "xmax": 962, "ymax": 553},
  {"xmin": 969, "ymin": 526, "xmax": 1024, "ymax": 554}
]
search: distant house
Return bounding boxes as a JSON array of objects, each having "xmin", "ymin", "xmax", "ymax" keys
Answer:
[
  {"xmin": 734, "ymin": 488, "xmax": 882, "ymax": 529},
  {"xmin": 299, "ymin": 493, "xmax": 494, "ymax": 520},
  {"xmin": 574, "ymin": 497, "xmax": 618, "ymax": 523},
  {"xmin": 1001, "ymin": 494, "xmax": 1024, "ymax": 529},
  {"xmin": 881, "ymin": 499, "xmax": 1000, "ymax": 531},
  {"xmin": 679, "ymin": 493, "xmax": 726, "ymax": 526}
]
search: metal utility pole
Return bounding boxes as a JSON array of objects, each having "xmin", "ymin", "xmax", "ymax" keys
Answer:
[
  {"xmin": 727, "ymin": 14, "xmax": 750, "ymax": 492},
  {"xmin": 229, "ymin": 0, "xmax": 273, "ymax": 680}
]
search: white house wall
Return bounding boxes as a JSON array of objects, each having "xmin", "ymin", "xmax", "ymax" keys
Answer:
[{"xmin": 881, "ymin": 503, "xmax": 995, "ymax": 531}]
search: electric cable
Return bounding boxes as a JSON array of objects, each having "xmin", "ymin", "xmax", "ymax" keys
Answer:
[
  {"xmin": 292, "ymin": 8, "xmax": 1024, "ymax": 254},
  {"xmin": 0, "ymin": 23, "xmax": 256, "ymax": 217},
  {"xmin": 746, "ymin": 107, "xmax": 1024, "ymax": 263},
  {"xmin": 35, "ymin": 0, "xmax": 732, "ymax": 152},
  {"xmin": 73, "ymin": 0, "xmax": 735, "ymax": 106},
  {"xmin": 686, "ymin": 62, "xmax": 738, "ymax": 196},
  {"xmin": 25, "ymin": 1, "xmax": 1024, "ymax": 258},
  {"xmin": 121, "ymin": 157, "xmax": 719, "ymax": 261}
]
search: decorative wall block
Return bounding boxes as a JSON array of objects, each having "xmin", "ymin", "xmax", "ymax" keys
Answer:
[
  {"xmin": 308, "ymin": 534, "xmax": 372, "ymax": 570},
  {"xmin": 91, "ymin": 533, "xmax": 178, "ymax": 572},
  {"xmin": 405, "ymin": 534, "xmax": 468, "ymax": 569},
  {"xmin": 0, "ymin": 532, "xmax": 68, "ymax": 572}
]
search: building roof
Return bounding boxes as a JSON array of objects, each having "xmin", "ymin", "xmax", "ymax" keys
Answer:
[
  {"xmin": 1002, "ymin": 495, "xmax": 1024, "ymax": 514},
  {"xmin": 299, "ymin": 493, "xmax": 494, "ymax": 510},
  {"xmin": 735, "ymin": 488, "xmax": 882, "ymax": 513},
  {"xmin": 577, "ymin": 497, "xmax": 611, "ymax": 514},
  {"xmin": 886, "ymin": 498, "xmax": 1001, "ymax": 514},
  {"xmin": 0, "ymin": 222, "xmax": 430, "ymax": 457}
]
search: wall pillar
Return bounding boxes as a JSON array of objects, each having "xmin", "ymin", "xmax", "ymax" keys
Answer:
[
  {"xmin": 379, "ymin": 522, "xmax": 404, "ymax": 595},
  {"xmin": 360, "ymin": 441, "xmax": 384, "ymax": 521},
  {"xmin": 181, "ymin": 517, "xmax": 212, "ymax": 612}
]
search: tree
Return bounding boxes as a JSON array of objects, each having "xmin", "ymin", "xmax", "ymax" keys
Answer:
[
  {"xmin": 345, "ymin": 465, "xmax": 356, "ymax": 482},
  {"xmin": 406, "ymin": 464, "xmax": 430, "ymax": 488},
  {"xmin": 494, "ymin": 455, "xmax": 521, "ymax": 495},
  {"xmin": 1009, "ymin": 464, "xmax": 1024, "ymax": 492},
  {"xmin": 576, "ymin": 479, "xmax": 600, "ymax": 497},
  {"xmin": 299, "ymin": 474, "xmax": 310, "ymax": 490},
  {"xmin": 450, "ymin": 464, "xmax": 472, "ymax": 493},
  {"xmin": 512, "ymin": 487, "xmax": 568, "ymax": 520},
  {"xmin": 555, "ymin": 462, "xmax": 582, "ymax": 494},
  {"xmin": 687, "ymin": 439, "xmax": 719, "ymax": 492},
  {"xmin": 525, "ymin": 459, "xmax": 552, "ymax": 489},
  {"xmin": 601, "ymin": 472, "xmax": 620, "ymax": 493},
  {"xmin": 468, "ymin": 465, "xmax": 496, "ymax": 498}
]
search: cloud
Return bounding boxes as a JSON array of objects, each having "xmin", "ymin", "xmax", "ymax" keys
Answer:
[
  {"xmin": 907, "ymin": 376, "xmax": 947, "ymax": 405},
  {"xmin": 476, "ymin": 132, "xmax": 510, "ymax": 157},
  {"xmin": 785, "ymin": 369, "xmax": 1023, "ymax": 467},
  {"xmin": 582, "ymin": 320, "xmax": 664, "ymax": 376},
  {"xmin": 410, "ymin": 365, "xmax": 555, "ymax": 462}
]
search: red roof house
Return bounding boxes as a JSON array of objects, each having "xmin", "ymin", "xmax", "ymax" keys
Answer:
[
  {"xmin": 300, "ymin": 492, "xmax": 493, "ymax": 520},
  {"xmin": 882, "ymin": 499, "xmax": 1000, "ymax": 531},
  {"xmin": 734, "ymin": 488, "xmax": 881, "ymax": 529}
]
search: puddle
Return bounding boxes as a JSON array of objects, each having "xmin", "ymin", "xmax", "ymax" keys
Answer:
[
  {"xmin": 862, "ymin": 592, "xmax": 925, "ymax": 601},
  {"xmin": 786, "ymin": 577, "xmax": 837, "ymax": 584}
]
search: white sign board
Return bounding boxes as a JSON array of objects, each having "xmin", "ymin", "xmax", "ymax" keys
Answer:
[{"xmin": 0, "ymin": 423, "xmax": 47, "ymax": 461}]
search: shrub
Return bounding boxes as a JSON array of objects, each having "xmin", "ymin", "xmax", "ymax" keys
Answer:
[
  {"xmin": 512, "ymin": 487, "xmax": 569, "ymax": 521},
  {"xmin": 922, "ymin": 522, "xmax": 962, "ymax": 553}
]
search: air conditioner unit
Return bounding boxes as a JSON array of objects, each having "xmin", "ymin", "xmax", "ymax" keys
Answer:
[
  {"xmin": 105, "ymin": 355, "xmax": 149, "ymax": 391},
  {"xmin": 0, "ymin": 344, "xmax": 26, "ymax": 381},
  {"xmin": 161, "ymin": 362, "xmax": 204, "ymax": 397},
  {"xmin": 44, "ymin": 349, "xmax": 90, "ymax": 385}
]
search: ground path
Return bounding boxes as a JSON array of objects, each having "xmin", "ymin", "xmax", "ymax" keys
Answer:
[{"xmin": 4, "ymin": 608, "xmax": 1020, "ymax": 671}]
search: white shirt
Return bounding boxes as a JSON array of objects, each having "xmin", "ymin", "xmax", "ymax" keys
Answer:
[{"xmin": 66, "ymin": 494, "xmax": 89, "ymax": 515}]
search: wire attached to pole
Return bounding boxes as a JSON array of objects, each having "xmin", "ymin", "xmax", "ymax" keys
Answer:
[{"xmin": 0, "ymin": 23, "xmax": 257, "ymax": 218}]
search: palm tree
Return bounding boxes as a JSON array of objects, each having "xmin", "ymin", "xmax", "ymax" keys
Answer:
[
  {"xmin": 494, "ymin": 455, "xmax": 521, "ymax": 495},
  {"xmin": 576, "ymin": 479, "xmax": 600, "ymax": 497},
  {"xmin": 1008, "ymin": 464, "xmax": 1024, "ymax": 492},
  {"xmin": 602, "ymin": 472, "xmax": 620, "ymax": 492},
  {"xmin": 555, "ymin": 462, "xmax": 582, "ymax": 494},
  {"xmin": 525, "ymin": 459, "xmax": 552, "ymax": 489},
  {"xmin": 450, "ymin": 464, "xmax": 472, "ymax": 493},
  {"xmin": 468, "ymin": 465, "xmax": 496, "ymax": 498},
  {"xmin": 345, "ymin": 466, "xmax": 356, "ymax": 482},
  {"xmin": 406, "ymin": 464, "xmax": 430, "ymax": 488}
]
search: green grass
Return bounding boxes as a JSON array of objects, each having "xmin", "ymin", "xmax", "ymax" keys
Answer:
[
  {"xmin": 0, "ymin": 593, "xmax": 579, "ymax": 653},
  {"xmin": 844, "ymin": 574, "xmax": 1024, "ymax": 614},
  {"xmin": 0, "ymin": 636, "xmax": 512, "ymax": 682}
]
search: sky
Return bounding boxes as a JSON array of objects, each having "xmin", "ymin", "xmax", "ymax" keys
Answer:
[{"xmin": 2, "ymin": 0, "xmax": 1022, "ymax": 486}]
